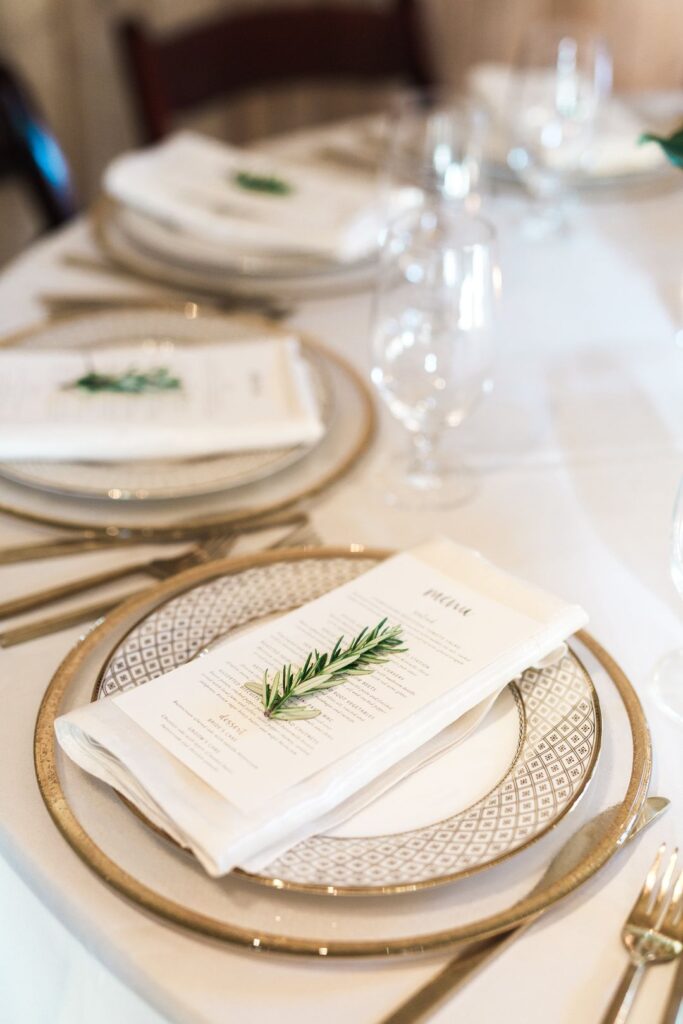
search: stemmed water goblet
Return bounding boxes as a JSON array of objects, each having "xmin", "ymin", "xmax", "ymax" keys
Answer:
[
  {"xmin": 507, "ymin": 21, "xmax": 612, "ymax": 237},
  {"xmin": 370, "ymin": 205, "xmax": 499, "ymax": 508},
  {"xmin": 384, "ymin": 89, "xmax": 487, "ymax": 210}
]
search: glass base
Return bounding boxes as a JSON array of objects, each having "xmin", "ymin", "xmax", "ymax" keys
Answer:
[
  {"xmin": 379, "ymin": 453, "xmax": 476, "ymax": 509},
  {"xmin": 519, "ymin": 202, "xmax": 568, "ymax": 241},
  {"xmin": 651, "ymin": 648, "xmax": 683, "ymax": 725}
]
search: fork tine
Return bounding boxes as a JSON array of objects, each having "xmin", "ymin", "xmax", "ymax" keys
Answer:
[
  {"xmin": 664, "ymin": 868, "xmax": 683, "ymax": 931},
  {"xmin": 634, "ymin": 843, "xmax": 667, "ymax": 916},
  {"xmin": 653, "ymin": 848, "xmax": 679, "ymax": 926},
  {"xmin": 202, "ymin": 534, "xmax": 235, "ymax": 558},
  {"xmin": 269, "ymin": 522, "xmax": 320, "ymax": 549}
]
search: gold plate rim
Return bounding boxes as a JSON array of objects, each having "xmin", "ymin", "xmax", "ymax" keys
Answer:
[
  {"xmin": 34, "ymin": 546, "xmax": 651, "ymax": 957},
  {"xmin": 0, "ymin": 310, "xmax": 375, "ymax": 539}
]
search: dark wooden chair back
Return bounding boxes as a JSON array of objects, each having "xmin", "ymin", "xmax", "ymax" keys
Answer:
[
  {"xmin": 0, "ymin": 63, "xmax": 77, "ymax": 229},
  {"xmin": 119, "ymin": 1, "xmax": 433, "ymax": 142}
]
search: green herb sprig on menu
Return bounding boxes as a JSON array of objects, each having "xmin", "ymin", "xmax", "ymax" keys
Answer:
[
  {"xmin": 233, "ymin": 170, "xmax": 293, "ymax": 196},
  {"xmin": 244, "ymin": 618, "xmax": 407, "ymax": 721},
  {"xmin": 67, "ymin": 367, "xmax": 182, "ymax": 394}
]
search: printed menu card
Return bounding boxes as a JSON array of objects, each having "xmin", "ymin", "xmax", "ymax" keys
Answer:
[{"xmin": 56, "ymin": 539, "xmax": 587, "ymax": 876}]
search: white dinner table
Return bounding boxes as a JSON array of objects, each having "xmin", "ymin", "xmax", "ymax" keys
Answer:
[{"xmin": 1, "ymin": 124, "xmax": 683, "ymax": 1024}]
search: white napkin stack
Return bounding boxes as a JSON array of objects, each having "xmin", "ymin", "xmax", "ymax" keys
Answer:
[
  {"xmin": 55, "ymin": 540, "xmax": 588, "ymax": 877},
  {"xmin": 104, "ymin": 131, "xmax": 420, "ymax": 263},
  {"xmin": 0, "ymin": 337, "xmax": 323, "ymax": 462},
  {"xmin": 468, "ymin": 61, "xmax": 666, "ymax": 177}
]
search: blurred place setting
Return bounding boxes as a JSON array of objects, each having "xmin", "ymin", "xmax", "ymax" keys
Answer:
[{"xmin": 1, "ymin": 3, "xmax": 683, "ymax": 1024}]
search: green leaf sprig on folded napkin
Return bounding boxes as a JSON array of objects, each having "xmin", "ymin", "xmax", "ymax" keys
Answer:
[
  {"xmin": 640, "ymin": 125, "xmax": 683, "ymax": 168},
  {"xmin": 66, "ymin": 367, "xmax": 182, "ymax": 394},
  {"xmin": 244, "ymin": 617, "xmax": 407, "ymax": 721},
  {"xmin": 233, "ymin": 170, "xmax": 293, "ymax": 196}
]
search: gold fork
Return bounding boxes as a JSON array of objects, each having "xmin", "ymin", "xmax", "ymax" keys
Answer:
[
  {"xmin": 0, "ymin": 532, "xmax": 239, "ymax": 621},
  {"xmin": 0, "ymin": 512, "xmax": 308, "ymax": 619},
  {"xmin": 0, "ymin": 516, "xmax": 318, "ymax": 646},
  {"xmin": 600, "ymin": 844, "xmax": 683, "ymax": 1024}
]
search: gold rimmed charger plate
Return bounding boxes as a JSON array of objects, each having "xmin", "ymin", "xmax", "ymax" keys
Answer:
[
  {"xmin": 34, "ymin": 547, "xmax": 651, "ymax": 958},
  {"xmin": 92, "ymin": 551, "xmax": 601, "ymax": 896},
  {"xmin": 0, "ymin": 309, "xmax": 374, "ymax": 539}
]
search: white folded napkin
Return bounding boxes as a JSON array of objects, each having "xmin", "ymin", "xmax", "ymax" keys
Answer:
[
  {"xmin": 104, "ymin": 131, "xmax": 420, "ymax": 263},
  {"xmin": 0, "ymin": 337, "xmax": 323, "ymax": 462},
  {"xmin": 55, "ymin": 539, "xmax": 587, "ymax": 877},
  {"xmin": 468, "ymin": 62, "xmax": 666, "ymax": 177}
]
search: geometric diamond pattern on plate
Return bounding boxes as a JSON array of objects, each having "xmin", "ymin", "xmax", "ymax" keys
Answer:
[{"xmin": 97, "ymin": 557, "xmax": 599, "ymax": 889}]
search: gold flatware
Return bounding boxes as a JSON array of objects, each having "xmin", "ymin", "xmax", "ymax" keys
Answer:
[
  {"xmin": 61, "ymin": 252, "xmax": 150, "ymax": 282},
  {"xmin": 0, "ymin": 510, "xmax": 310, "ymax": 618},
  {"xmin": 660, "ymin": 948, "xmax": 683, "ymax": 1024},
  {"xmin": 0, "ymin": 533, "xmax": 240, "ymax": 620},
  {"xmin": 313, "ymin": 145, "xmax": 380, "ymax": 174},
  {"xmin": 600, "ymin": 843, "xmax": 683, "ymax": 1024},
  {"xmin": 40, "ymin": 291, "xmax": 292, "ymax": 320},
  {"xmin": 57, "ymin": 254, "xmax": 293, "ymax": 318},
  {"xmin": 379, "ymin": 797, "xmax": 670, "ymax": 1024},
  {"xmin": 0, "ymin": 517, "xmax": 319, "ymax": 647},
  {"xmin": 0, "ymin": 534, "xmax": 148, "ymax": 565},
  {"xmin": 0, "ymin": 596, "xmax": 131, "ymax": 647}
]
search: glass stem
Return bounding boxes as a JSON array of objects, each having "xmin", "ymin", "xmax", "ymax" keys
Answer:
[
  {"xmin": 528, "ymin": 179, "xmax": 567, "ymax": 236},
  {"xmin": 408, "ymin": 431, "xmax": 441, "ymax": 484}
]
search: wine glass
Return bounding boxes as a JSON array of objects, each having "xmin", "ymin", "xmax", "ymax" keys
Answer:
[
  {"xmin": 507, "ymin": 21, "xmax": 612, "ymax": 237},
  {"xmin": 370, "ymin": 205, "xmax": 499, "ymax": 507},
  {"xmin": 652, "ymin": 477, "xmax": 683, "ymax": 723},
  {"xmin": 383, "ymin": 90, "xmax": 487, "ymax": 209}
]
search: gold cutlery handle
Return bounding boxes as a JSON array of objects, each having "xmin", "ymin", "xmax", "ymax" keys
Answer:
[
  {"xmin": 41, "ymin": 291, "xmax": 292, "ymax": 320},
  {"xmin": 0, "ymin": 593, "xmax": 137, "ymax": 647},
  {"xmin": 377, "ymin": 926, "xmax": 529, "ymax": 1024},
  {"xmin": 0, "ymin": 535, "xmax": 140, "ymax": 565},
  {"xmin": 0, "ymin": 515, "xmax": 314, "ymax": 644},
  {"xmin": 0, "ymin": 561, "xmax": 150, "ymax": 620},
  {"xmin": 599, "ymin": 961, "xmax": 646, "ymax": 1024}
]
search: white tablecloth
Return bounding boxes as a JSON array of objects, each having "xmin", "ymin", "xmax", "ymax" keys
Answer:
[{"xmin": 1, "ymin": 166, "xmax": 683, "ymax": 1024}]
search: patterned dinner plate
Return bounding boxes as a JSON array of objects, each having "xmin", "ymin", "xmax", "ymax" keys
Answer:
[{"xmin": 96, "ymin": 552, "xmax": 601, "ymax": 895}]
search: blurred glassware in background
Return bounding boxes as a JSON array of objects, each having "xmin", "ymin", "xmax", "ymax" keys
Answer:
[
  {"xmin": 651, "ymin": 476, "xmax": 683, "ymax": 724},
  {"xmin": 370, "ymin": 206, "xmax": 499, "ymax": 508},
  {"xmin": 382, "ymin": 90, "xmax": 487, "ymax": 211},
  {"xmin": 506, "ymin": 21, "xmax": 612, "ymax": 237}
]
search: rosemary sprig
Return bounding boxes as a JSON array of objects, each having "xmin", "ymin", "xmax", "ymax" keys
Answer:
[
  {"xmin": 66, "ymin": 367, "xmax": 182, "ymax": 394},
  {"xmin": 243, "ymin": 617, "xmax": 407, "ymax": 721},
  {"xmin": 233, "ymin": 170, "xmax": 293, "ymax": 196}
]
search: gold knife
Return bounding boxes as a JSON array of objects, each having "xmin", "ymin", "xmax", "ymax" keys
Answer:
[{"xmin": 379, "ymin": 796, "xmax": 670, "ymax": 1024}]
